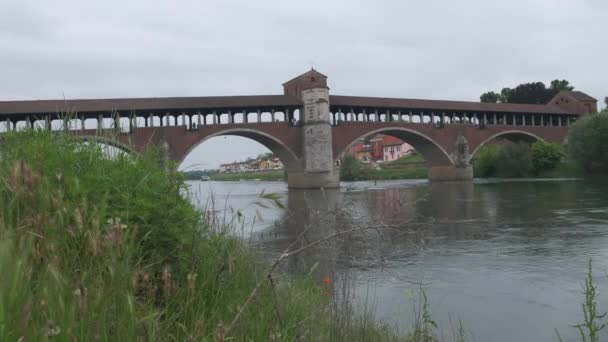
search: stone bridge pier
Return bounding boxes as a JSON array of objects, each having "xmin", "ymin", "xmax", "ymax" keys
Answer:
[{"xmin": 427, "ymin": 134, "xmax": 474, "ymax": 182}]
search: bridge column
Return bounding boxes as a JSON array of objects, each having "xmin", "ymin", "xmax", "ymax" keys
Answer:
[
  {"xmin": 286, "ymin": 73, "xmax": 339, "ymax": 189},
  {"xmin": 428, "ymin": 134, "xmax": 473, "ymax": 182}
]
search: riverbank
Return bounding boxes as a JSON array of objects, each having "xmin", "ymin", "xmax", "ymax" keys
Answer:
[
  {"xmin": 209, "ymin": 168, "xmax": 429, "ymax": 182},
  {"xmin": 0, "ymin": 130, "xmax": 413, "ymax": 341},
  {"xmin": 210, "ymin": 169, "xmax": 285, "ymax": 181}
]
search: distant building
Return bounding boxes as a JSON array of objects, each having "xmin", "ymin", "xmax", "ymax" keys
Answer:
[
  {"xmin": 382, "ymin": 136, "xmax": 414, "ymax": 162},
  {"xmin": 345, "ymin": 134, "xmax": 415, "ymax": 164},
  {"xmin": 269, "ymin": 158, "xmax": 283, "ymax": 169},
  {"xmin": 370, "ymin": 136, "xmax": 384, "ymax": 161},
  {"xmin": 349, "ymin": 143, "xmax": 371, "ymax": 163},
  {"xmin": 219, "ymin": 155, "xmax": 283, "ymax": 173}
]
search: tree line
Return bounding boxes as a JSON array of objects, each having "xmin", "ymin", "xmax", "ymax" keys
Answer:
[{"xmin": 480, "ymin": 79, "xmax": 574, "ymax": 104}]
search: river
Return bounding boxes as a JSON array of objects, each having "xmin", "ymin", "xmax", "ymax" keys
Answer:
[{"xmin": 185, "ymin": 179, "xmax": 608, "ymax": 341}]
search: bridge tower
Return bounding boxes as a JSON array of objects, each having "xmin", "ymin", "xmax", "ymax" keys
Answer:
[{"xmin": 283, "ymin": 69, "xmax": 340, "ymax": 188}]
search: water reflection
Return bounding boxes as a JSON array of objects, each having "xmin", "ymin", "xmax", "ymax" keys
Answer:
[{"xmin": 188, "ymin": 179, "xmax": 608, "ymax": 342}]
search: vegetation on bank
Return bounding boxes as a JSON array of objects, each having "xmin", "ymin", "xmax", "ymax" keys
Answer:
[
  {"xmin": 340, "ymin": 153, "xmax": 428, "ymax": 182},
  {"xmin": 473, "ymin": 141, "xmax": 571, "ymax": 178},
  {"xmin": 210, "ymin": 169, "xmax": 286, "ymax": 181},
  {"xmin": 568, "ymin": 112, "xmax": 608, "ymax": 174},
  {"xmin": 182, "ymin": 169, "xmax": 220, "ymax": 180},
  {"xmin": 0, "ymin": 130, "xmax": 405, "ymax": 341}
]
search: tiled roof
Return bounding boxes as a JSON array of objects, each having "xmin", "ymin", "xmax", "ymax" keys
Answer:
[
  {"xmin": 0, "ymin": 95, "xmax": 303, "ymax": 116},
  {"xmin": 330, "ymin": 95, "xmax": 573, "ymax": 114}
]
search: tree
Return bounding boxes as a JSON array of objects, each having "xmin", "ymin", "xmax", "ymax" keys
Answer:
[
  {"xmin": 603, "ymin": 97, "xmax": 608, "ymax": 113},
  {"xmin": 340, "ymin": 154, "xmax": 362, "ymax": 181},
  {"xmin": 495, "ymin": 143, "xmax": 532, "ymax": 177},
  {"xmin": 508, "ymin": 82, "xmax": 550, "ymax": 104},
  {"xmin": 530, "ymin": 141, "xmax": 564, "ymax": 175},
  {"xmin": 550, "ymin": 79, "xmax": 574, "ymax": 92},
  {"xmin": 568, "ymin": 112, "xmax": 608, "ymax": 173},
  {"xmin": 480, "ymin": 91, "xmax": 500, "ymax": 103},
  {"xmin": 257, "ymin": 152, "xmax": 273, "ymax": 161},
  {"xmin": 473, "ymin": 145, "xmax": 501, "ymax": 177},
  {"xmin": 480, "ymin": 80, "xmax": 574, "ymax": 105}
]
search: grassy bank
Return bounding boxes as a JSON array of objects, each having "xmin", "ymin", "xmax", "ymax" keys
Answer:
[
  {"xmin": 0, "ymin": 131, "xmax": 403, "ymax": 341},
  {"xmin": 340, "ymin": 154, "xmax": 429, "ymax": 181},
  {"xmin": 210, "ymin": 170, "xmax": 285, "ymax": 181}
]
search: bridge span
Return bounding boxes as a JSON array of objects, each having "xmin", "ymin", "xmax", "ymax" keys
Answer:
[{"xmin": 0, "ymin": 69, "xmax": 597, "ymax": 188}]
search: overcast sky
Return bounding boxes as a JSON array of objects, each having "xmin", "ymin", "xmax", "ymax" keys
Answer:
[{"xmin": 2, "ymin": 0, "xmax": 606, "ymax": 170}]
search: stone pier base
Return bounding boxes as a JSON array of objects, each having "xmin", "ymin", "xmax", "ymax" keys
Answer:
[
  {"xmin": 428, "ymin": 166, "xmax": 474, "ymax": 182},
  {"xmin": 287, "ymin": 171, "xmax": 340, "ymax": 189}
]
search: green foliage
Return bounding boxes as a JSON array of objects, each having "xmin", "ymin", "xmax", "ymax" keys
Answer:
[
  {"xmin": 481, "ymin": 79, "xmax": 574, "ymax": 104},
  {"xmin": 473, "ymin": 143, "xmax": 531, "ymax": 177},
  {"xmin": 340, "ymin": 154, "xmax": 363, "ymax": 181},
  {"xmin": 574, "ymin": 260, "xmax": 606, "ymax": 342},
  {"xmin": 474, "ymin": 141, "xmax": 567, "ymax": 178},
  {"xmin": 494, "ymin": 143, "xmax": 532, "ymax": 177},
  {"xmin": 181, "ymin": 169, "xmax": 219, "ymax": 180},
  {"xmin": 568, "ymin": 112, "xmax": 608, "ymax": 174},
  {"xmin": 387, "ymin": 151, "xmax": 426, "ymax": 164},
  {"xmin": 473, "ymin": 144, "xmax": 501, "ymax": 177},
  {"xmin": 480, "ymin": 91, "xmax": 500, "ymax": 103},
  {"xmin": 530, "ymin": 141, "xmax": 564, "ymax": 175},
  {"xmin": 257, "ymin": 152, "xmax": 274, "ymax": 161},
  {"xmin": 210, "ymin": 170, "xmax": 285, "ymax": 181},
  {"xmin": 0, "ymin": 130, "xmax": 401, "ymax": 341}
]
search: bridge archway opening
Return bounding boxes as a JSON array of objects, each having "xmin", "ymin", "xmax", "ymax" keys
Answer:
[
  {"xmin": 470, "ymin": 130, "xmax": 543, "ymax": 160},
  {"xmin": 338, "ymin": 127, "xmax": 453, "ymax": 167},
  {"xmin": 177, "ymin": 129, "xmax": 300, "ymax": 177},
  {"xmin": 71, "ymin": 136, "xmax": 136, "ymax": 160}
]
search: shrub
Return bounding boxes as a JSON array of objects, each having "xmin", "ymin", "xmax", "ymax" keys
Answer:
[
  {"xmin": 568, "ymin": 112, "xmax": 608, "ymax": 174},
  {"xmin": 473, "ymin": 144, "xmax": 501, "ymax": 177},
  {"xmin": 530, "ymin": 141, "xmax": 564, "ymax": 175},
  {"xmin": 0, "ymin": 130, "xmax": 343, "ymax": 340},
  {"xmin": 473, "ymin": 142, "xmax": 534, "ymax": 178},
  {"xmin": 494, "ymin": 143, "xmax": 532, "ymax": 177},
  {"xmin": 340, "ymin": 154, "xmax": 362, "ymax": 181}
]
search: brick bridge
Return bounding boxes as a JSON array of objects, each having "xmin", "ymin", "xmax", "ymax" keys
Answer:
[{"xmin": 0, "ymin": 69, "xmax": 597, "ymax": 188}]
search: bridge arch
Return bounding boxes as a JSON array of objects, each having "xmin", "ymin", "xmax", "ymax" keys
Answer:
[
  {"xmin": 337, "ymin": 127, "xmax": 453, "ymax": 166},
  {"xmin": 177, "ymin": 128, "xmax": 301, "ymax": 172},
  {"xmin": 75, "ymin": 135, "xmax": 137, "ymax": 156},
  {"xmin": 470, "ymin": 130, "xmax": 543, "ymax": 160}
]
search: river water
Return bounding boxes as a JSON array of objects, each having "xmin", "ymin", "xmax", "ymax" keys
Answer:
[{"xmin": 186, "ymin": 179, "xmax": 608, "ymax": 341}]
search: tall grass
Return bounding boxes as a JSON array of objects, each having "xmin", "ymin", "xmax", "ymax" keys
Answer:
[{"xmin": 0, "ymin": 130, "xmax": 414, "ymax": 341}]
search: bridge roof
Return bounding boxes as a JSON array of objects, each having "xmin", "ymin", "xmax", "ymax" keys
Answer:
[
  {"xmin": 0, "ymin": 95, "xmax": 303, "ymax": 116},
  {"xmin": 329, "ymin": 95, "xmax": 574, "ymax": 115}
]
